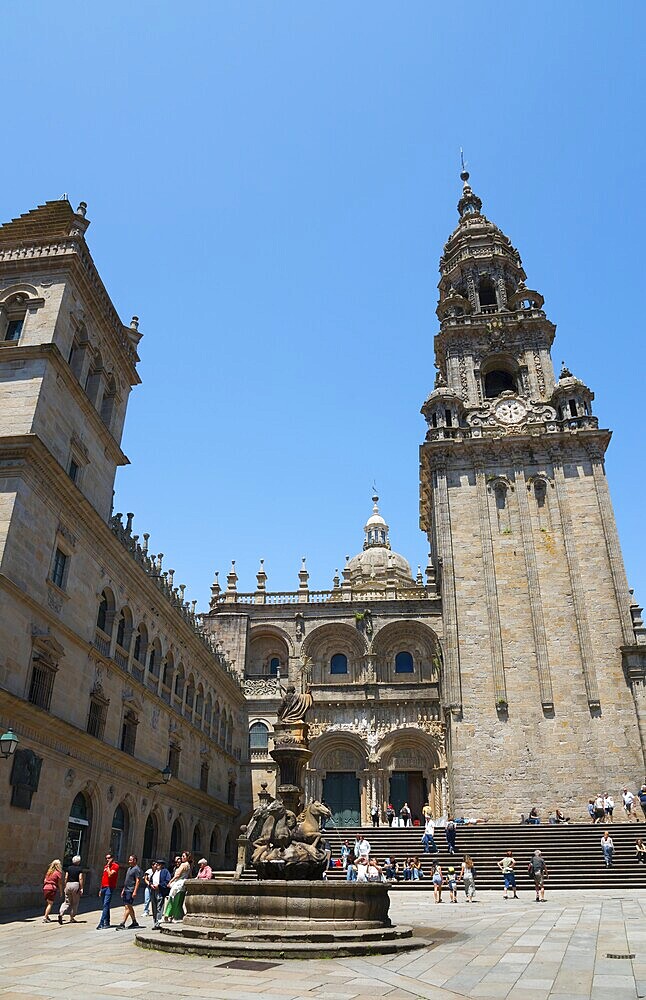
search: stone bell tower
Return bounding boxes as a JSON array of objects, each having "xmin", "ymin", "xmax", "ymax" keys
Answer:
[{"xmin": 419, "ymin": 168, "xmax": 646, "ymax": 818}]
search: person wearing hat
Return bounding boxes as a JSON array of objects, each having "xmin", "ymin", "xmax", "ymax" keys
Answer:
[
  {"xmin": 447, "ymin": 865, "xmax": 458, "ymax": 903},
  {"xmin": 150, "ymin": 859, "xmax": 172, "ymax": 930},
  {"xmin": 196, "ymin": 858, "xmax": 212, "ymax": 880}
]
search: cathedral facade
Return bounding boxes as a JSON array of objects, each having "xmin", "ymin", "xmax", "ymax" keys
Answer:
[
  {"xmin": 0, "ymin": 170, "xmax": 645, "ymax": 914},
  {"xmin": 207, "ymin": 171, "xmax": 646, "ymax": 824}
]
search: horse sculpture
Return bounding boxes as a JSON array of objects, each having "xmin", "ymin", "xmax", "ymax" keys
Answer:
[{"xmin": 250, "ymin": 798, "xmax": 332, "ymax": 880}]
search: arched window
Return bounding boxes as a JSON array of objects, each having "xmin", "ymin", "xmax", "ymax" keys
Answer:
[
  {"xmin": 395, "ymin": 651, "xmax": 414, "ymax": 674},
  {"xmin": 204, "ymin": 695, "xmax": 213, "ymax": 736},
  {"xmin": 493, "ymin": 483, "xmax": 511, "ymax": 533},
  {"xmin": 116, "ymin": 611, "xmax": 126, "ymax": 648},
  {"xmin": 110, "ymin": 804, "xmax": 128, "ymax": 861},
  {"xmin": 192, "ymin": 824, "xmax": 201, "ymax": 855},
  {"xmin": 97, "ymin": 593, "xmax": 109, "ymax": 633},
  {"xmin": 330, "ymin": 653, "xmax": 348, "ymax": 675},
  {"xmin": 484, "ymin": 369, "xmax": 516, "ymax": 398},
  {"xmin": 213, "ymin": 703, "xmax": 221, "ymax": 744},
  {"xmin": 184, "ymin": 676, "xmax": 195, "ymax": 717},
  {"xmin": 142, "ymin": 812, "xmax": 157, "ymax": 864},
  {"xmin": 2, "ymin": 294, "xmax": 27, "ymax": 342},
  {"xmin": 478, "ymin": 278, "xmax": 497, "ymax": 309},
  {"xmin": 209, "ymin": 827, "xmax": 219, "ymax": 858},
  {"xmin": 269, "ymin": 656, "xmax": 280, "ymax": 676},
  {"xmin": 174, "ymin": 668, "xmax": 185, "ymax": 701},
  {"xmin": 170, "ymin": 819, "xmax": 182, "ymax": 858},
  {"xmin": 195, "ymin": 684, "xmax": 204, "ymax": 722},
  {"xmin": 249, "ymin": 721, "xmax": 269, "ymax": 752},
  {"xmin": 100, "ymin": 374, "xmax": 116, "ymax": 428},
  {"xmin": 65, "ymin": 791, "xmax": 91, "ymax": 865}
]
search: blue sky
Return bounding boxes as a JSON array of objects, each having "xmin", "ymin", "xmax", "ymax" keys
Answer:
[{"xmin": 4, "ymin": 2, "xmax": 646, "ymax": 606}]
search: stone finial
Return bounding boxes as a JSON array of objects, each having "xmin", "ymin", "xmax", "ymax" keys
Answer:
[
  {"xmin": 333, "ymin": 569, "xmax": 340, "ymax": 589},
  {"xmin": 168, "ymin": 569, "xmax": 175, "ymax": 586},
  {"xmin": 226, "ymin": 560, "xmax": 238, "ymax": 592},
  {"xmin": 142, "ymin": 533, "xmax": 150, "ymax": 555},
  {"xmin": 130, "ymin": 316, "xmax": 139, "ymax": 330},
  {"xmin": 256, "ymin": 559, "xmax": 267, "ymax": 592},
  {"xmin": 298, "ymin": 557, "xmax": 309, "ymax": 589},
  {"xmin": 560, "ymin": 361, "xmax": 573, "ymax": 379},
  {"xmin": 76, "ymin": 201, "xmax": 87, "ymax": 218},
  {"xmin": 416, "ymin": 565, "xmax": 423, "ymax": 585},
  {"xmin": 211, "ymin": 570, "xmax": 221, "ymax": 599},
  {"xmin": 125, "ymin": 512, "xmax": 134, "ymax": 534}
]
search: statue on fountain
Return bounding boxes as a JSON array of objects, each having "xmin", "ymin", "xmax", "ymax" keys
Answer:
[{"xmin": 247, "ymin": 797, "xmax": 332, "ymax": 880}]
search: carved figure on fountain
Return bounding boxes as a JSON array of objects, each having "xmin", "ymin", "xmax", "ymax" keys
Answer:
[{"xmin": 250, "ymin": 797, "xmax": 331, "ymax": 880}]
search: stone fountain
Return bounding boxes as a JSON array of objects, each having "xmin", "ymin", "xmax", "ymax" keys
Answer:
[{"xmin": 135, "ymin": 682, "xmax": 425, "ymax": 958}]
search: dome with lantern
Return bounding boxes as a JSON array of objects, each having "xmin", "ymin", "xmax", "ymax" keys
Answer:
[{"xmin": 343, "ymin": 496, "xmax": 416, "ymax": 591}]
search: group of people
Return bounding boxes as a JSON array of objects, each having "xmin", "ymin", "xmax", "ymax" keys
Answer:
[{"xmin": 42, "ymin": 851, "xmax": 214, "ymax": 928}]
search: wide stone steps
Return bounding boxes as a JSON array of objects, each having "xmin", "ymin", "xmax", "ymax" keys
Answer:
[{"xmin": 223, "ymin": 822, "xmax": 646, "ymax": 890}]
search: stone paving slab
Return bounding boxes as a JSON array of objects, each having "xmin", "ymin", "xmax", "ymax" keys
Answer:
[{"xmin": 0, "ymin": 890, "xmax": 644, "ymax": 999}]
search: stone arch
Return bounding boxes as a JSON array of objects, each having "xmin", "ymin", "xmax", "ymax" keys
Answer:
[
  {"xmin": 370, "ymin": 619, "xmax": 441, "ymax": 684},
  {"xmin": 209, "ymin": 824, "xmax": 220, "ymax": 864},
  {"xmin": 169, "ymin": 815, "xmax": 186, "ymax": 858},
  {"xmin": 301, "ymin": 622, "xmax": 368, "ymax": 685},
  {"xmin": 308, "ymin": 730, "xmax": 368, "ymax": 826},
  {"xmin": 0, "ymin": 282, "xmax": 41, "ymax": 303},
  {"xmin": 377, "ymin": 727, "xmax": 447, "ymax": 821},
  {"xmin": 247, "ymin": 624, "xmax": 293, "ymax": 678},
  {"xmin": 142, "ymin": 807, "xmax": 163, "ymax": 864},
  {"xmin": 66, "ymin": 780, "xmax": 103, "ymax": 870}
]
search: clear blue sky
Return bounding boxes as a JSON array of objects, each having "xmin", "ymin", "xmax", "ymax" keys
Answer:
[{"xmin": 4, "ymin": 2, "xmax": 646, "ymax": 607}]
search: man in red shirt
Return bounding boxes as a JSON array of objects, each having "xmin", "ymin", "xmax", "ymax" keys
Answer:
[{"xmin": 97, "ymin": 852, "xmax": 119, "ymax": 929}]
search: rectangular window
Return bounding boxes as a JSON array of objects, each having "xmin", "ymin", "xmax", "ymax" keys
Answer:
[
  {"xmin": 28, "ymin": 661, "xmax": 55, "ymax": 710},
  {"xmin": 121, "ymin": 713, "xmax": 138, "ymax": 756},
  {"xmin": 68, "ymin": 459, "xmax": 80, "ymax": 484},
  {"xmin": 51, "ymin": 547, "xmax": 68, "ymax": 589},
  {"xmin": 87, "ymin": 699, "xmax": 107, "ymax": 740},
  {"xmin": 168, "ymin": 744, "xmax": 181, "ymax": 778},
  {"xmin": 4, "ymin": 318, "xmax": 24, "ymax": 342}
]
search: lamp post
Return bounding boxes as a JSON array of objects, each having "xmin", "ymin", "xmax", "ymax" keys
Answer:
[
  {"xmin": 146, "ymin": 765, "xmax": 172, "ymax": 789},
  {"xmin": 0, "ymin": 728, "xmax": 19, "ymax": 760}
]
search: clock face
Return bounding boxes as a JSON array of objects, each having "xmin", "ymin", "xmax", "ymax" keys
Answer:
[{"xmin": 494, "ymin": 398, "xmax": 527, "ymax": 425}]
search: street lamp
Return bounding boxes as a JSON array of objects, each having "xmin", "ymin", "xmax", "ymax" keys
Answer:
[
  {"xmin": 0, "ymin": 728, "xmax": 19, "ymax": 760},
  {"xmin": 147, "ymin": 765, "xmax": 172, "ymax": 789}
]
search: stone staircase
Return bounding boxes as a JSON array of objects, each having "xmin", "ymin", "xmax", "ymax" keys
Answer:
[{"xmin": 224, "ymin": 821, "xmax": 646, "ymax": 890}]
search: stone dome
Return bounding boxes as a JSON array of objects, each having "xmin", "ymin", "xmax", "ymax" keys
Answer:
[{"xmin": 344, "ymin": 496, "xmax": 415, "ymax": 591}]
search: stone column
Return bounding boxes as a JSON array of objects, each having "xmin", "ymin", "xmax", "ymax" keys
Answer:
[
  {"xmin": 475, "ymin": 462, "xmax": 507, "ymax": 706},
  {"xmin": 431, "ymin": 457, "xmax": 462, "ymax": 712},
  {"xmin": 587, "ymin": 443, "xmax": 634, "ymax": 644},
  {"xmin": 550, "ymin": 450, "xmax": 600, "ymax": 708},
  {"xmin": 512, "ymin": 458, "xmax": 554, "ymax": 709}
]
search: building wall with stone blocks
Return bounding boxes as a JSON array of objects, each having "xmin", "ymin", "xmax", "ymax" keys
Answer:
[{"xmin": 0, "ymin": 200, "xmax": 251, "ymax": 911}]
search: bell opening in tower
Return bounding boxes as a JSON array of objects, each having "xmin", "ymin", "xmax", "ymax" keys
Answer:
[{"xmin": 484, "ymin": 369, "xmax": 517, "ymax": 398}]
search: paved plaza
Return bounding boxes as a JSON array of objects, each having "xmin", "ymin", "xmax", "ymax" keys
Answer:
[{"xmin": 1, "ymin": 889, "xmax": 644, "ymax": 1000}]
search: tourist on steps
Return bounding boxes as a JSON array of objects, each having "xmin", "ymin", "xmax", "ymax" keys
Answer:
[
  {"xmin": 354, "ymin": 834, "xmax": 371, "ymax": 859},
  {"xmin": 635, "ymin": 838, "xmax": 646, "ymax": 865},
  {"xmin": 341, "ymin": 840, "xmax": 351, "ymax": 869},
  {"xmin": 422, "ymin": 816, "xmax": 438, "ymax": 853},
  {"xmin": 346, "ymin": 859, "xmax": 357, "ymax": 882},
  {"xmin": 639, "ymin": 786, "xmax": 646, "ymax": 821},
  {"xmin": 445, "ymin": 817, "xmax": 457, "ymax": 854},
  {"xmin": 371, "ymin": 804, "xmax": 380, "ymax": 828},
  {"xmin": 497, "ymin": 850, "xmax": 518, "ymax": 899},
  {"xmin": 600, "ymin": 830, "xmax": 614, "ymax": 867},
  {"xmin": 604, "ymin": 793, "xmax": 615, "ymax": 822},
  {"xmin": 400, "ymin": 802, "xmax": 412, "ymax": 827},
  {"xmin": 385, "ymin": 803, "xmax": 395, "ymax": 827},
  {"xmin": 623, "ymin": 788, "xmax": 637, "ymax": 821}
]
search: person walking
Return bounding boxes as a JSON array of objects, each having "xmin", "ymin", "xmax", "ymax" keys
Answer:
[
  {"xmin": 58, "ymin": 855, "xmax": 84, "ymax": 923},
  {"xmin": 639, "ymin": 786, "xmax": 646, "ymax": 821},
  {"xmin": 600, "ymin": 830, "xmax": 614, "ymax": 867},
  {"xmin": 604, "ymin": 794, "xmax": 614, "ymax": 823},
  {"xmin": 116, "ymin": 855, "xmax": 143, "ymax": 929},
  {"xmin": 635, "ymin": 838, "xmax": 646, "ymax": 865},
  {"xmin": 371, "ymin": 804, "xmax": 380, "ymax": 828},
  {"xmin": 622, "ymin": 787, "xmax": 637, "ymax": 821},
  {"xmin": 587, "ymin": 798, "xmax": 596, "ymax": 823},
  {"xmin": 447, "ymin": 865, "xmax": 458, "ymax": 903},
  {"xmin": 497, "ymin": 850, "xmax": 518, "ymax": 899},
  {"xmin": 385, "ymin": 803, "xmax": 395, "ymax": 827},
  {"xmin": 528, "ymin": 850, "xmax": 547, "ymax": 902},
  {"xmin": 151, "ymin": 860, "xmax": 172, "ymax": 929},
  {"xmin": 400, "ymin": 802, "xmax": 411, "ymax": 828},
  {"xmin": 96, "ymin": 852, "xmax": 119, "ymax": 929},
  {"xmin": 459, "ymin": 855, "xmax": 476, "ymax": 902},
  {"xmin": 593, "ymin": 794, "xmax": 605, "ymax": 824},
  {"xmin": 42, "ymin": 860, "xmax": 63, "ymax": 923},
  {"xmin": 432, "ymin": 862, "xmax": 443, "ymax": 902},
  {"xmin": 445, "ymin": 817, "xmax": 457, "ymax": 855},
  {"xmin": 142, "ymin": 865, "xmax": 153, "ymax": 917},
  {"xmin": 422, "ymin": 816, "xmax": 438, "ymax": 854}
]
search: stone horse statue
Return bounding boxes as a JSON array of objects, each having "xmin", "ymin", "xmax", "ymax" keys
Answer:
[{"xmin": 249, "ymin": 798, "xmax": 332, "ymax": 880}]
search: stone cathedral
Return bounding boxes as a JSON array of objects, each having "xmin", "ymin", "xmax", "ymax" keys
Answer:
[
  {"xmin": 1, "ymin": 168, "xmax": 645, "ymax": 913},
  {"xmin": 207, "ymin": 169, "xmax": 646, "ymax": 824}
]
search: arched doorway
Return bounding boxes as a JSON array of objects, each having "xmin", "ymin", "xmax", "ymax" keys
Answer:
[
  {"xmin": 142, "ymin": 812, "xmax": 158, "ymax": 864},
  {"xmin": 170, "ymin": 819, "xmax": 182, "ymax": 858},
  {"xmin": 65, "ymin": 791, "xmax": 92, "ymax": 864},
  {"xmin": 192, "ymin": 824, "xmax": 202, "ymax": 856},
  {"xmin": 110, "ymin": 804, "xmax": 129, "ymax": 862},
  {"xmin": 310, "ymin": 735, "xmax": 366, "ymax": 827},
  {"xmin": 322, "ymin": 773, "xmax": 361, "ymax": 827}
]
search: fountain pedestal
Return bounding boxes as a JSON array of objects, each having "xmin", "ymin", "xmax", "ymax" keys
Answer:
[{"xmin": 270, "ymin": 720, "xmax": 311, "ymax": 815}]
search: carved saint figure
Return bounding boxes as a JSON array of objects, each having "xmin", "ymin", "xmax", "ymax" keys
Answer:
[{"xmin": 277, "ymin": 683, "xmax": 314, "ymax": 724}]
